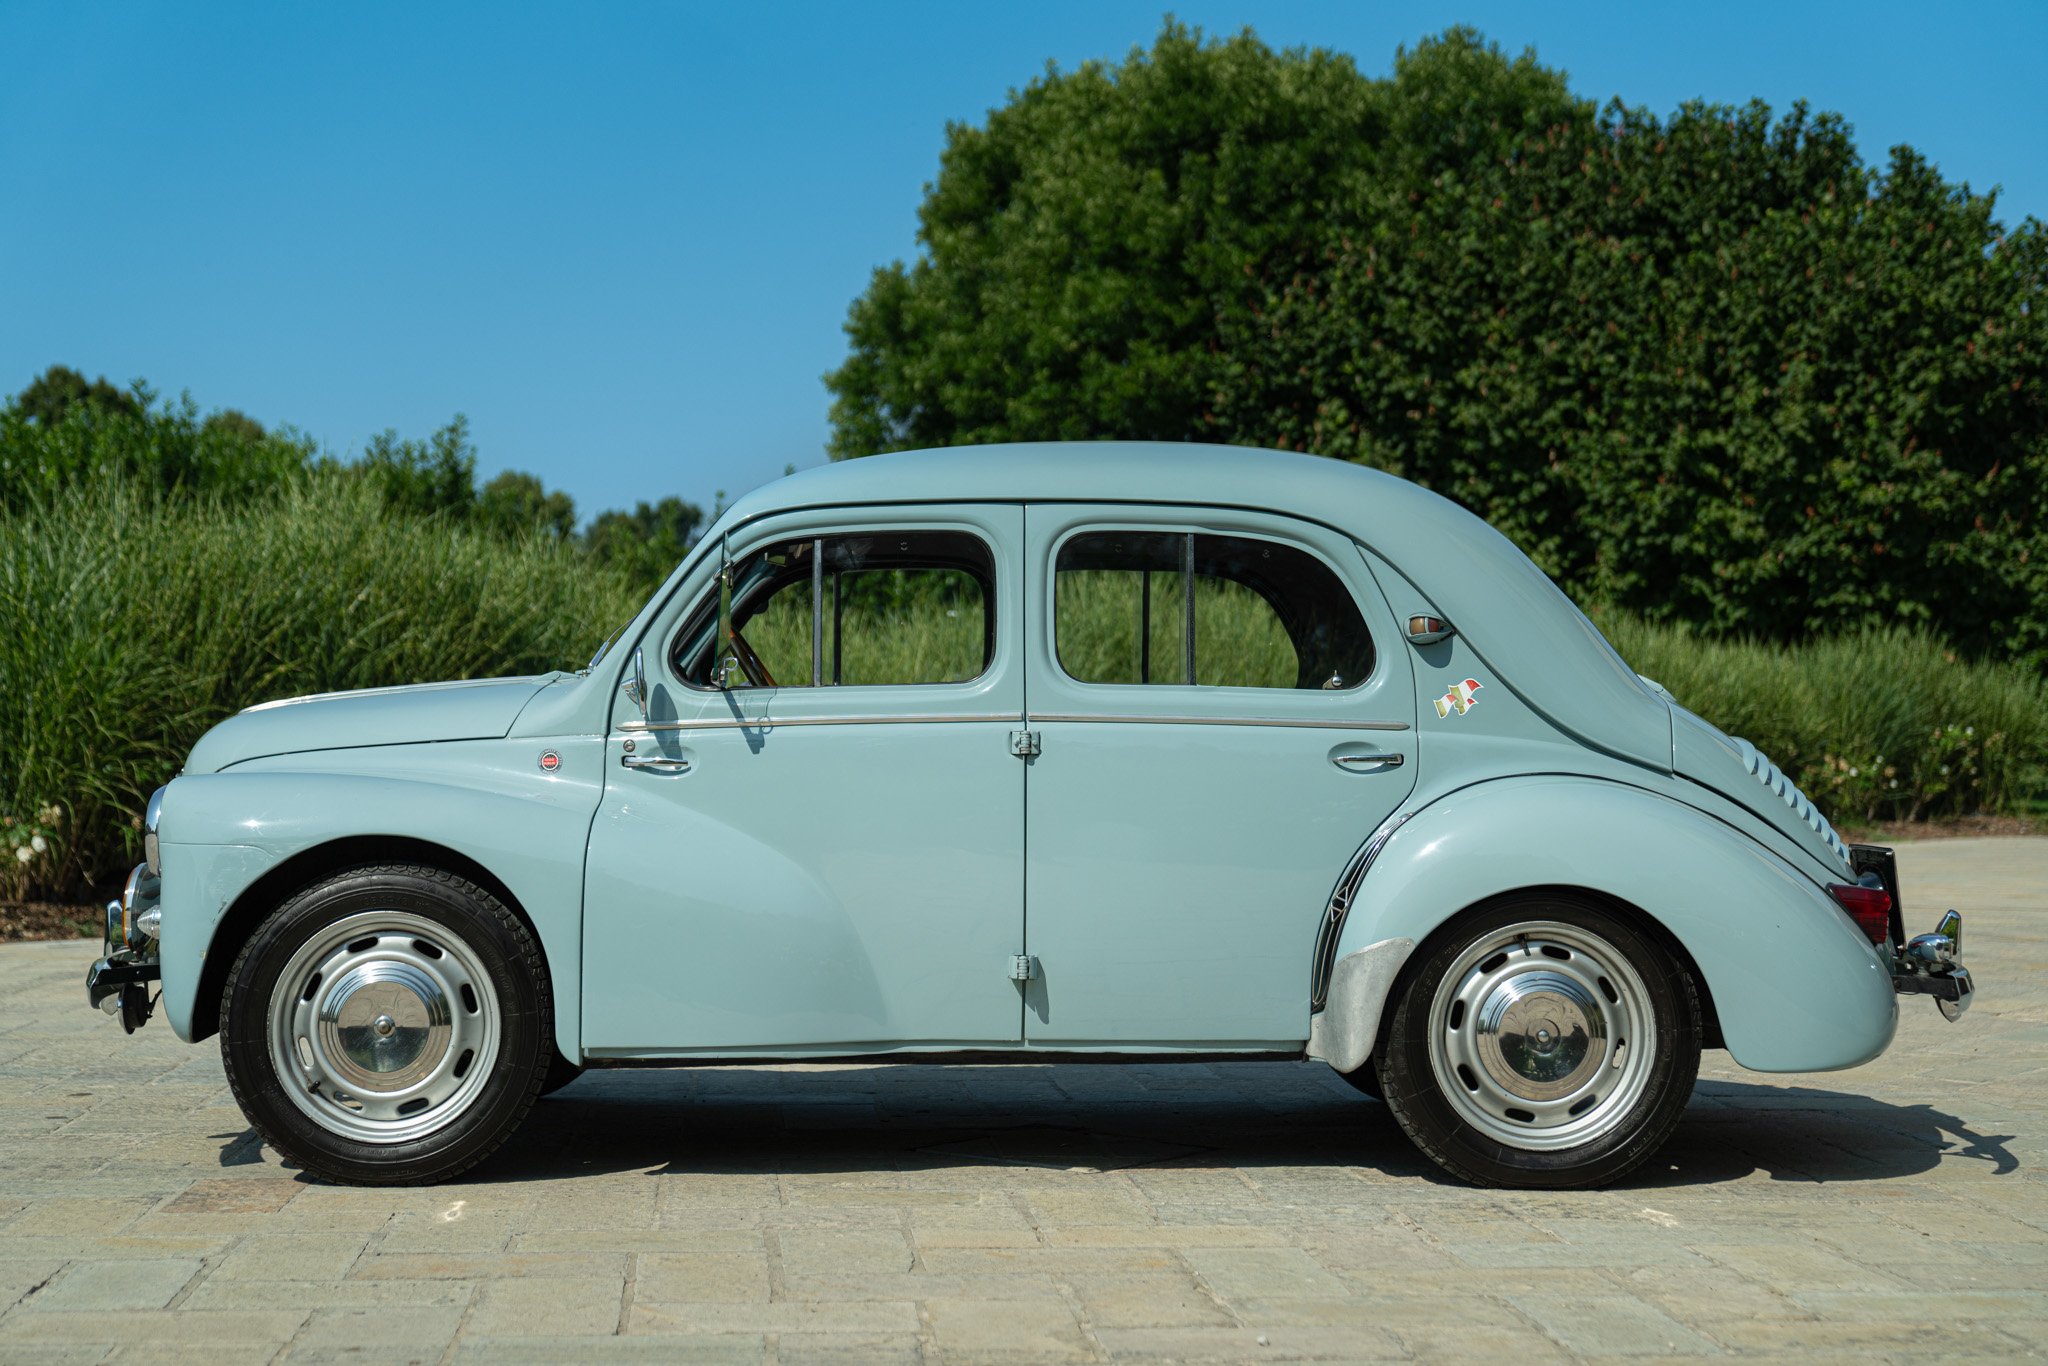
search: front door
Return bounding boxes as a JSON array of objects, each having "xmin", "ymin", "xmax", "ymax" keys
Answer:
[
  {"xmin": 581, "ymin": 506, "xmax": 1027, "ymax": 1056},
  {"xmin": 1021, "ymin": 504, "xmax": 1418, "ymax": 1048}
]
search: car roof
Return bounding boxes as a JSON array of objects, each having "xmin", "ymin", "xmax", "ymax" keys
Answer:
[{"xmin": 715, "ymin": 442, "xmax": 1672, "ymax": 771}]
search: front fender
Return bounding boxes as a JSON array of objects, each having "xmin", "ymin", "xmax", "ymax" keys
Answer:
[
  {"xmin": 1319, "ymin": 776, "xmax": 1897, "ymax": 1074},
  {"xmin": 155, "ymin": 737, "xmax": 602, "ymax": 1057}
]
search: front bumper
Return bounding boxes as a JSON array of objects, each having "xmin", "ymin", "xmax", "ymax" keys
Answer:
[{"xmin": 86, "ymin": 858, "xmax": 161, "ymax": 1033}]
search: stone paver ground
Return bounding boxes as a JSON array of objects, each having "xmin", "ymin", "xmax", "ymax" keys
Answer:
[{"xmin": 1, "ymin": 839, "xmax": 2042, "ymax": 1363}]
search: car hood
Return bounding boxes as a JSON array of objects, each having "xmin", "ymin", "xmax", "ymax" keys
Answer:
[
  {"xmin": 1670, "ymin": 705, "xmax": 1853, "ymax": 877},
  {"xmin": 184, "ymin": 675, "xmax": 565, "ymax": 774}
]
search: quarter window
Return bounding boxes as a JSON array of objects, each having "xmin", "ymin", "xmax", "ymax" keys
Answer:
[
  {"xmin": 1055, "ymin": 531, "xmax": 1373, "ymax": 690},
  {"xmin": 677, "ymin": 531, "xmax": 994, "ymax": 688}
]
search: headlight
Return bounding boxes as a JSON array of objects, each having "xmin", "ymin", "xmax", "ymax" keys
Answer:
[{"xmin": 143, "ymin": 785, "xmax": 165, "ymax": 876}]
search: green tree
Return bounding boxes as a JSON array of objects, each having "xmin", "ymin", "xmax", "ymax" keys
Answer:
[
  {"xmin": 585, "ymin": 496, "xmax": 705, "ymax": 587},
  {"xmin": 10, "ymin": 364, "xmax": 143, "ymax": 425},
  {"xmin": 825, "ymin": 20, "xmax": 1390, "ymax": 457},
  {"xmin": 827, "ymin": 24, "xmax": 2048, "ymax": 666},
  {"xmin": 478, "ymin": 469, "xmax": 577, "ymax": 540},
  {"xmin": 359, "ymin": 415, "xmax": 479, "ymax": 519},
  {"xmin": 202, "ymin": 408, "xmax": 267, "ymax": 442}
]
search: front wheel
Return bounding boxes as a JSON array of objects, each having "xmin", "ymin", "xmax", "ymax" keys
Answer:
[
  {"xmin": 1376, "ymin": 895, "xmax": 1700, "ymax": 1188},
  {"xmin": 220, "ymin": 864, "xmax": 551, "ymax": 1184}
]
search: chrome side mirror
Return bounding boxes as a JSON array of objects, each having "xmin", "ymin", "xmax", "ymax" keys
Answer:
[
  {"xmin": 1406, "ymin": 613, "xmax": 1454, "ymax": 645},
  {"xmin": 623, "ymin": 645, "xmax": 647, "ymax": 720}
]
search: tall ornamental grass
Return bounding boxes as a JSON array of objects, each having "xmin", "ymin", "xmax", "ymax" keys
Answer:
[
  {"xmin": 0, "ymin": 476, "xmax": 641, "ymax": 898},
  {"xmin": 1603, "ymin": 613, "xmax": 2048, "ymax": 825}
]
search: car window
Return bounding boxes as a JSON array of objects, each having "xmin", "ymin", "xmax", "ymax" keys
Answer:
[
  {"xmin": 1055, "ymin": 530, "xmax": 1373, "ymax": 690},
  {"xmin": 677, "ymin": 530, "xmax": 994, "ymax": 688}
]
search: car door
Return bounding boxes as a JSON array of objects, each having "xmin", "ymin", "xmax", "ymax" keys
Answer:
[
  {"xmin": 581, "ymin": 505, "xmax": 1027, "ymax": 1056},
  {"xmin": 1021, "ymin": 504, "xmax": 1418, "ymax": 1048}
]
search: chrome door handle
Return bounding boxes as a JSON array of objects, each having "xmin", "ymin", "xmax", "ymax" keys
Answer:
[
  {"xmin": 621, "ymin": 753, "xmax": 692, "ymax": 774},
  {"xmin": 1332, "ymin": 752, "xmax": 1404, "ymax": 771}
]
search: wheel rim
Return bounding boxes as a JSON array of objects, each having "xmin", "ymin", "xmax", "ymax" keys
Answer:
[
  {"xmin": 266, "ymin": 910, "xmax": 501, "ymax": 1145},
  {"xmin": 1426, "ymin": 919, "xmax": 1658, "ymax": 1151}
]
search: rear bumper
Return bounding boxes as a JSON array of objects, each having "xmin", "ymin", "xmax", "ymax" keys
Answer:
[{"xmin": 1855, "ymin": 841, "xmax": 1973, "ymax": 1022}]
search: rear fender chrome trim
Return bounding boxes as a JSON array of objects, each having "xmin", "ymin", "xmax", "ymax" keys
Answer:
[{"xmin": 1029, "ymin": 714, "xmax": 1409, "ymax": 731}]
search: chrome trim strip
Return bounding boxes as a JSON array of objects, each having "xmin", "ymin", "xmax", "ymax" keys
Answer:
[
  {"xmin": 1028, "ymin": 713, "xmax": 1409, "ymax": 731},
  {"xmin": 620, "ymin": 712, "xmax": 1020, "ymax": 732}
]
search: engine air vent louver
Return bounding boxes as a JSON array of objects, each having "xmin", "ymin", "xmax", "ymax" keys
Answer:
[{"xmin": 1734, "ymin": 738, "xmax": 1851, "ymax": 863}]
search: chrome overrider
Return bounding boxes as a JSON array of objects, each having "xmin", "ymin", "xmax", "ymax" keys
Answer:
[
  {"xmin": 1893, "ymin": 908, "xmax": 1973, "ymax": 1022},
  {"xmin": 85, "ymin": 784, "xmax": 166, "ymax": 1034}
]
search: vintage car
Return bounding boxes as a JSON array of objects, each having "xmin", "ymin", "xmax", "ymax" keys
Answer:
[{"xmin": 88, "ymin": 442, "xmax": 1973, "ymax": 1188}]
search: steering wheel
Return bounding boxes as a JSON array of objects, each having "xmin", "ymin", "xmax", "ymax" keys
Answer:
[{"xmin": 726, "ymin": 626, "xmax": 777, "ymax": 688}]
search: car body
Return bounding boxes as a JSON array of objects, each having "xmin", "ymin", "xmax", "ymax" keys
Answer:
[{"xmin": 89, "ymin": 442, "xmax": 1974, "ymax": 1187}]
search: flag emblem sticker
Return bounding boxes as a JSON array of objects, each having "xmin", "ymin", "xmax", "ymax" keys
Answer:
[{"xmin": 1434, "ymin": 678, "xmax": 1482, "ymax": 719}]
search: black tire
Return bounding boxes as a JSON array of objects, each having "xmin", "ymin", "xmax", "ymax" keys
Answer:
[
  {"xmin": 219, "ymin": 863, "xmax": 550, "ymax": 1184},
  {"xmin": 538, "ymin": 1050, "xmax": 585, "ymax": 1098},
  {"xmin": 1376, "ymin": 894, "xmax": 1699, "ymax": 1189}
]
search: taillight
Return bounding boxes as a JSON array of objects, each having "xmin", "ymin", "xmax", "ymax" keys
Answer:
[{"xmin": 1828, "ymin": 883, "xmax": 1893, "ymax": 946}]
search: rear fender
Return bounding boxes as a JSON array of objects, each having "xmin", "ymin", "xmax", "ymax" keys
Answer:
[{"xmin": 1315, "ymin": 776, "xmax": 1896, "ymax": 1074}]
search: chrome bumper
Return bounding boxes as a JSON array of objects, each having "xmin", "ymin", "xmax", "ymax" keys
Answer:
[
  {"xmin": 86, "ymin": 858, "xmax": 161, "ymax": 1033},
  {"xmin": 1892, "ymin": 909, "xmax": 1973, "ymax": 1022}
]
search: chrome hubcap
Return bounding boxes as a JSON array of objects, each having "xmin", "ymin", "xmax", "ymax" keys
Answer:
[
  {"xmin": 1428, "ymin": 920, "xmax": 1657, "ymax": 1151},
  {"xmin": 267, "ymin": 911, "xmax": 499, "ymax": 1144}
]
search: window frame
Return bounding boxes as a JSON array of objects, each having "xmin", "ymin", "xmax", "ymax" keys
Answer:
[
  {"xmin": 1049, "ymin": 524, "xmax": 1377, "ymax": 694},
  {"xmin": 666, "ymin": 526, "xmax": 1002, "ymax": 694}
]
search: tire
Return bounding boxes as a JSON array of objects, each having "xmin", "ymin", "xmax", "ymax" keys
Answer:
[
  {"xmin": 219, "ymin": 863, "xmax": 551, "ymax": 1184},
  {"xmin": 1376, "ymin": 894, "xmax": 1699, "ymax": 1189},
  {"xmin": 538, "ymin": 1050, "xmax": 585, "ymax": 1098}
]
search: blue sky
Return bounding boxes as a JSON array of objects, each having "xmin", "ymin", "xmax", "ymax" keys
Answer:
[{"xmin": 4, "ymin": 2, "xmax": 2043, "ymax": 524}]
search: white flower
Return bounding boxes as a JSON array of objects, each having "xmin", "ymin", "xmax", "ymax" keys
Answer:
[
  {"xmin": 13, "ymin": 846, "xmax": 29, "ymax": 864},
  {"xmin": 1889, "ymin": 779, "xmax": 1899, "ymax": 788},
  {"xmin": 29, "ymin": 835, "xmax": 46, "ymax": 854},
  {"xmin": 1848, "ymin": 767, "xmax": 1859, "ymax": 777},
  {"xmin": 1940, "ymin": 765, "xmax": 1951, "ymax": 775},
  {"xmin": 1965, "ymin": 726, "xmax": 1974, "ymax": 736}
]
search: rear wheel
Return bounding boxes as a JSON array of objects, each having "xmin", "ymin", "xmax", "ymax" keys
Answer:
[
  {"xmin": 220, "ymin": 864, "xmax": 549, "ymax": 1184},
  {"xmin": 1377, "ymin": 895, "xmax": 1699, "ymax": 1188}
]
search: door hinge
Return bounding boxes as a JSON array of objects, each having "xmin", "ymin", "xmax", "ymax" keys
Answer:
[
  {"xmin": 1009, "ymin": 954, "xmax": 1039, "ymax": 982},
  {"xmin": 1009, "ymin": 730, "xmax": 1041, "ymax": 758}
]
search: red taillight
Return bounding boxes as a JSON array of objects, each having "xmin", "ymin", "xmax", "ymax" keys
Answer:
[{"xmin": 1828, "ymin": 883, "xmax": 1893, "ymax": 946}]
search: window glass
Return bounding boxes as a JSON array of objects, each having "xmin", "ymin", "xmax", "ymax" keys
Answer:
[
  {"xmin": 677, "ymin": 530, "xmax": 994, "ymax": 688},
  {"xmin": 1055, "ymin": 530, "xmax": 1373, "ymax": 690}
]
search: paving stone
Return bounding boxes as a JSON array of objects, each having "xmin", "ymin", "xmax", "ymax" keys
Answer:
[
  {"xmin": 466, "ymin": 1275, "xmax": 625, "ymax": 1336},
  {"xmin": 633, "ymin": 1251, "xmax": 771, "ymax": 1302},
  {"xmin": 927, "ymin": 1295, "xmax": 1092, "ymax": 1359},
  {"xmin": 33, "ymin": 1257, "xmax": 200, "ymax": 1310},
  {"xmin": 0, "ymin": 837, "xmax": 2041, "ymax": 1358}
]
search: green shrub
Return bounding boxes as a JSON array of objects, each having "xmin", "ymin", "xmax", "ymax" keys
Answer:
[
  {"xmin": 1602, "ymin": 612, "xmax": 2048, "ymax": 824},
  {"xmin": 0, "ymin": 476, "xmax": 642, "ymax": 897}
]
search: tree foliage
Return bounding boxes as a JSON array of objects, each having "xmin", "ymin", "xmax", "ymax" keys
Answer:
[{"xmin": 827, "ymin": 24, "xmax": 2048, "ymax": 666}]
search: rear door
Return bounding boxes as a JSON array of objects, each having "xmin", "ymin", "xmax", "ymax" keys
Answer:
[{"xmin": 1020, "ymin": 504, "xmax": 1417, "ymax": 1048}]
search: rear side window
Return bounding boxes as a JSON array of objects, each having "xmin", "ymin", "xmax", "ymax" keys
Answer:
[
  {"xmin": 677, "ymin": 531, "xmax": 994, "ymax": 688},
  {"xmin": 1055, "ymin": 530, "xmax": 1373, "ymax": 690}
]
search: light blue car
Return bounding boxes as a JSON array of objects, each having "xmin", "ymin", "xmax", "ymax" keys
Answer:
[{"xmin": 88, "ymin": 443, "xmax": 1973, "ymax": 1188}]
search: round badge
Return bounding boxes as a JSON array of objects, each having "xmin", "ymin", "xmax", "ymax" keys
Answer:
[{"xmin": 538, "ymin": 750, "xmax": 560, "ymax": 772}]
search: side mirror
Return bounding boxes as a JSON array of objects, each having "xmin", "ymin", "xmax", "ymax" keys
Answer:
[
  {"xmin": 623, "ymin": 645, "xmax": 647, "ymax": 719},
  {"xmin": 1406, "ymin": 613, "xmax": 1454, "ymax": 646}
]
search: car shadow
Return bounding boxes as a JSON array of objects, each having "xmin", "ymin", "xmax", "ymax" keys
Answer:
[{"xmin": 252, "ymin": 1061, "xmax": 2007, "ymax": 1189}]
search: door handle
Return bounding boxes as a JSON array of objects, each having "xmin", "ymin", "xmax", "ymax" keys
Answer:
[
  {"xmin": 621, "ymin": 753, "xmax": 692, "ymax": 775},
  {"xmin": 1332, "ymin": 751, "xmax": 1404, "ymax": 772}
]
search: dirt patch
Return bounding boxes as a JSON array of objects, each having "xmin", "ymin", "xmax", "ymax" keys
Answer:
[
  {"xmin": 0, "ymin": 902, "xmax": 100, "ymax": 943},
  {"xmin": 1836, "ymin": 814, "xmax": 2042, "ymax": 845}
]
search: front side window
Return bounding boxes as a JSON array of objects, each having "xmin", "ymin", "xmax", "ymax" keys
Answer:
[
  {"xmin": 1055, "ymin": 530, "xmax": 1373, "ymax": 690},
  {"xmin": 676, "ymin": 530, "xmax": 994, "ymax": 688}
]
